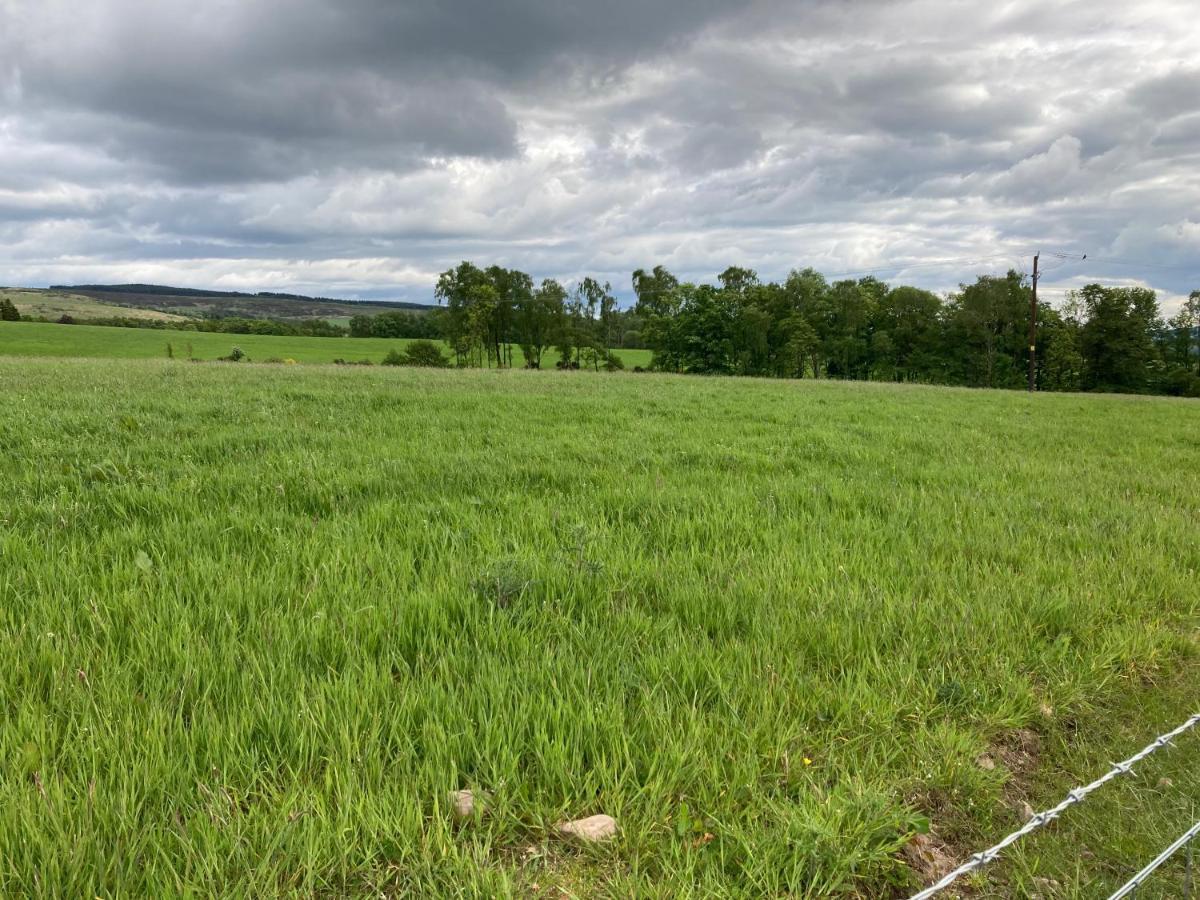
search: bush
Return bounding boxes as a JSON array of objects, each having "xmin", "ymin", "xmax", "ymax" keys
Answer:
[
  {"xmin": 401, "ymin": 340, "xmax": 451, "ymax": 368},
  {"xmin": 381, "ymin": 341, "xmax": 451, "ymax": 368},
  {"xmin": 1163, "ymin": 368, "xmax": 1200, "ymax": 398},
  {"xmin": 0, "ymin": 298, "xmax": 19, "ymax": 321},
  {"xmin": 219, "ymin": 347, "xmax": 246, "ymax": 362},
  {"xmin": 58, "ymin": 314, "xmax": 76, "ymax": 325}
]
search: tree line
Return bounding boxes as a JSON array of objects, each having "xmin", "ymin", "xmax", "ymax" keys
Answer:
[
  {"xmin": 18, "ymin": 313, "xmax": 348, "ymax": 337},
  {"xmin": 411, "ymin": 262, "xmax": 1198, "ymax": 396},
  {"xmin": 8, "ymin": 263, "xmax": 1198, "ymax": 396}
]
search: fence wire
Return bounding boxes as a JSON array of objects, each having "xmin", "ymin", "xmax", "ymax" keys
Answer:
[
  {"xmin": 1107, "ymin": 819, "xmax": 1199, "ymax": 899},
  {"xmin": 908, "ymin": 712, "xmax": 1200, "ymax": 900}
]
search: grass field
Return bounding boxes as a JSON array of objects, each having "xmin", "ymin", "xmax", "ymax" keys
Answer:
[
  {"xmin": 0, "ymin": 320, "xmax": 654, "ymax": 368},
  {"xmin": 62, "ymin": 287, "xmax": 432, "ymax": 321},
  {"xmin": 0, "ymin": 358, "xmax": 1197, "ymax": 897},
  {"xmin": 1, "ymin": 289, "xmax": 188, "ymax": 323}
]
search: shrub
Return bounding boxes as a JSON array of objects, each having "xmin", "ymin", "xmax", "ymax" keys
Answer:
[
  {"xmin": 0, "ymin": 298, "xmax": 19, "ymax": 321},
  {"xmin": 401, "ymin": 340, "xmax": 451, "ymax": 368},
  {"xmin": 219, "ymin": 347, "xmax": 246, "ymax": 362},
  {"xmin": 381, "ymin": 341, "xmax": 451, "ymax": 368},
  {"xmin": 58, "ymin": 314, "xmax": 76, "ymax": 325}
]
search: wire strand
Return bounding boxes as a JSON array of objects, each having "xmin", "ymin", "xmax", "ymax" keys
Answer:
[{"xmin": 907, "ymin": 713, "xmax": 1200, "ymax": 900}]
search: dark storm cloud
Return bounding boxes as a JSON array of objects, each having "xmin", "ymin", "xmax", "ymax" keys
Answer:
[{"xmin": 0, "ymin": 0, "xmax": 1197, "ymax": 306}]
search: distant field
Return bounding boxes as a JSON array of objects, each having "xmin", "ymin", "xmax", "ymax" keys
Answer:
[
  {"xmin": 0, "ymin": 358, "xmax": 1196, "ymax": 896},
  {"xmin": 1, "ymin": 289, "xmax": 188, "ymax": 323},
  {"xmin": 0, "ymin": 320, "xmax": 654, "ymax": 368},
  {"xmin": 63, "ymin": 286, "xmax": 432, "ymax": 321}
]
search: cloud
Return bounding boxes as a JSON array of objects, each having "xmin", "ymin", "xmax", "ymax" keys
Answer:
[{"xmin": 0, "ymin": 0, "xmax": 1197, "ymax": 303}]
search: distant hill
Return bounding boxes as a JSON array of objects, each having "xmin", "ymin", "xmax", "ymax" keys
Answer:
[
  {"xmin": 49, "ymin": 284, "xmax": 434, "ymax": 321},
  {"xmin": 2, "ymin": 288, "xmax": 190, "ymax": 323}
]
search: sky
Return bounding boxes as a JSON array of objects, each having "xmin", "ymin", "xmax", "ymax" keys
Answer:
[{"xmin": 1, "ymin": 0, "xmax": 1198, "ymax": 311}]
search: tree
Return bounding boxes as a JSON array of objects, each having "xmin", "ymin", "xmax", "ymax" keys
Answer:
[
  {"xmin": 947, "ymin": 271, "xmax": 1029, "ymax": 388},
  {"xmin": 517, "ymin": 279, "xmax": 565, "ymax": 369},
  {"xmin": 632, "ymin": 266, "xmax": 679, "ymax": 317},
  {"xmin": 485, "ymin": 265, "xmax": 532, "ymax": 368},
  {"xmin": 435, "ymin": 262, "xmax": 491, "ymax": 366},
  {"xmin": 0, "ymin": 297, "xmax": 19, "ymax": 321},
  {"xmin": 1073, "ymin": 284, "xmax": 1161, "ymax": 392},
  {"xmin": 823, "ymin": 279, "xmax": 877, "ymax": 378},
  {"xmin": 1038, "ymin": 311, "xmax": 1084, "ymax": 392},
  {"xmin": 873, "ymin": 285, "xmax": 944, "ymax": 382},
  {"xmin": 782, "ymin": 314, "xmax": 818, "ymax": 378},
  {"xmin": 574, "ymin": 277, "xmax": 612, "ymax": 370},
  {"xmin": 1164, "ymin": 291, "xmax": 1199, "ymax": 374}
]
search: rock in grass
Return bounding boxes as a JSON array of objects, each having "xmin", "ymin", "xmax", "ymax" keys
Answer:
[
  {"xmin": 556, "ymin": 814, "xmax": 617, "ymax": 842},
  {"xmin": 449, "ymin": 789, "xmax": 479, "ymax": 819},
  {"xmin": 1032, "ymin": 876, "xmax": 1062, "ymax": 897}
]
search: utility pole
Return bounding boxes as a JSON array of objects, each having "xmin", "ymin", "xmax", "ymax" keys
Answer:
[{"xmin": 1028, "ymin": 253, "xmax": 1039, "ymax": 392}]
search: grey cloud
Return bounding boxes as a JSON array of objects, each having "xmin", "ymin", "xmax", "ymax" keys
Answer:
[{"xmin": 0, "ymin": 0, "xmax": 1197, "ymax": 302}]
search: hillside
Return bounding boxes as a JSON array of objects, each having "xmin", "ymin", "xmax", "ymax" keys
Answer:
[
  {"xmin": 49, "ymin": 283, "xmax": 434, "ymax": 321},
  {"xmin": 1, "ymin": 288, "xmax": 190, "ymax": 323}
]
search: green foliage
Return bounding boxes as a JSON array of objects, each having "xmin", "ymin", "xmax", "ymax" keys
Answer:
[
  {"xmin": 0, "ymin": 297, "xmax": 19, "ymax": 321},
  {"xmin": 1073, "ymin": 284, "xmax": 1161, "ymax": 391},
  {"xmin": 349, "ymin": 310, "xmax": 440, "ymax": 339},
  {"xmin": 0, "ymin": 359, "xmax": 1196, "ymax": 896},
  {"xmin": 381, "ymin": 342, "xmax": 449, "ymax": 368},
  {"xmin": 401, "ymin": 340, "xmax": 451, "ymax": 368}
]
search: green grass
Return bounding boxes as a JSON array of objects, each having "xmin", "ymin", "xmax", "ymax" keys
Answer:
[
  {"xmin": 0, "ymin": 320, "xmax": 653, "ymax": 369},
  {"xmin": 0, "ymin": 358, "xmax": 1196, "ymax": 897},
  {"xmin": 1, "ymin": 289, "xmax": 188, "ymax": 323}
]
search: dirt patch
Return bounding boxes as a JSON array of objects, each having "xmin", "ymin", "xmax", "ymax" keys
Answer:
[
  {"xmin": 899, "ymin": 832, "xmax": 958, "ymax": 886},
  {"xmin": 995, "ymin": 728, "xmax": 1042, "ymax": 813}
]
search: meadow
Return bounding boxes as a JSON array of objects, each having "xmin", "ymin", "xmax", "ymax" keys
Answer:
[
  {"xmin": 1, "ymin": 289, "xmax": 187, "ymax": 323},
  {"xmin": 0, "ymin": 320, "xmax": 653, "ymax": 369},
  {"xmin": 0, "ymin": 358, "xmax": 1197, "ymax": 897}
]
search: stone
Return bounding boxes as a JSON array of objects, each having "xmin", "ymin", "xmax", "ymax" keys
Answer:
[
  {"xmin": 975, "ymin": 753, "xmax": 996, "ymax": 771},
  {"xmin": 556, "ymin": 814, "xmax": 617, "ymax": 842},
  {"xmin": 1020, "ymin": 801, "xmax": 1036, "ymax": 822},
  {"xmin": 449, "ymin": 789, "xmax": 479, "ymax": 819},
  {"xmin": 1032, "ymin": 875, "xmax": 1061, "ymax": 897},
  {"xmin": 1158, "ymin": 777, "xmax": 1174, "ymax": 788}
]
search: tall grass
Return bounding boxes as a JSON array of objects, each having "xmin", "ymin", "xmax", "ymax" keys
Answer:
[{"xmin": 0, "ymin": 358, "xmax": 1196, "ymax": 896}]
